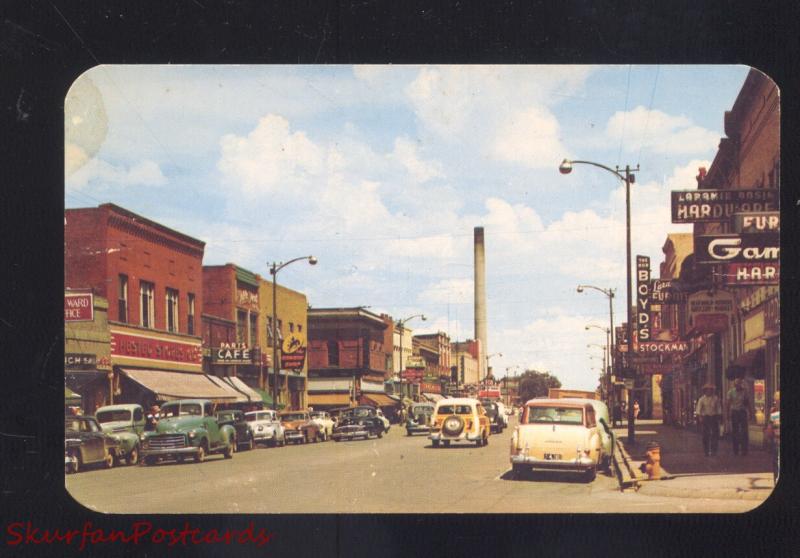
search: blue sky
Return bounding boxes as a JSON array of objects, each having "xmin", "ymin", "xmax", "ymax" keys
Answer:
[{"xmin": 65, "ymin": 64, "xmax": 751, "ymax": 391}]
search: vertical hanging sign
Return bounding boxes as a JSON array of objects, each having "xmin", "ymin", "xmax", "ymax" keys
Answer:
[{"xmin": 636, "ymin": 256, "xmax": 651, "ymax": 345}]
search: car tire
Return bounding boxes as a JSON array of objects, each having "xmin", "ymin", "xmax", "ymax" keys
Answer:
[
  {"xmin": 127, "ymin": 445, "xmax": 139, "ymax": 466},
  {"xmin": 585, "ymin": 467, "xmax": 597, "ymax": 482},
  {"xmin": 247, "ymin": 434, "xmax": 254, "ymax": 451},
  {"xmin": 224, "ymin": 441, "xmax": 234, "ymax": 459},
  {"xmin": 104, "ymin": 450, "xmax": 114, "ymax": 469},
  {"xmin": 432, "ymin": 440, "xmax": 440, "ymax": 448},
  {"xmin": 334, "ymin": 437, "xmax": 341, "ymax": 442},
  {"xmin": 71, "ymin": 452, "xmax": 81, "ymax": 474},
  {"xmin": 377, "ymin": 429, "xmax": 383, "ymax": 439},
  {"xmin": 443, "ymin": 440, "xmax": 450, "ymax": 447},
  {"xmin": 512, "ymin": 463, "xmax": 527, "ymax": 480},
  {"xmin": 406, "ymin": 430, "xmax": 412, "ymax": 436}
]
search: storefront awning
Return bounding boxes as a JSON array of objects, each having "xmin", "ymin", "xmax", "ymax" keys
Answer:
[
  {"xmin": 732, "ymin": 348, "xmax": 765, "ymax": 369},
  {"xmin": 65, "ymin": 386, "xmax": 82, "ymax": 405},
  {"xmin": 206, "ymin": 376, "xmax": 250, "ymax": 403},
  {"xmin": 118, "ymin": 368, "xmax": 239, "ymax": 403},
  {"xmin": 308, "ymin": 393, "xmax": 352, "ymax": 407},
  {"xmin": 361, "ymin": 393, "xmax": 398, "ymax": 408}
]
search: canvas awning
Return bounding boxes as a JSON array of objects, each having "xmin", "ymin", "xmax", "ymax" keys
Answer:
[
  {"xmin": 308, "ymin": 393, "xmax": 352, "ymax": 407},
  {"xmin": 118, "ymin": 368, "xmax": 239, "ymax": 403},
  {"xmin": 206, "ymin": 376, "xmax": 249, "ymax": 403},
  {"xmin": 732, "ymin": 348, "xmax": 765, "ymax": 369},
  {"xmin": 361, "ymin": 393, "xmax": 399, "ymax": 408}
]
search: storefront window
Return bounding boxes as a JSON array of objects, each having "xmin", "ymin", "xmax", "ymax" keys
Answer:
[
  {"xmin": 118, "ymin": 274, "xmax": 128, "ymax": 323},
  {"xmin": 187, "ymin": 293, "xmax": 195, "ymax": 335},
  {"xmin": 237, "ymin": 310, "xmax": 247, "ymax": 344},
  {"xmin": 249, "ymin": 313, "xmax": 258, "ymax": 349}
]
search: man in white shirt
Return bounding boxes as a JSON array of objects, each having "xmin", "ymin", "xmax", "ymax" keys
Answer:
[{"xmin": 695, "ymin": 383, "xmax": 722, "ymax": 456}]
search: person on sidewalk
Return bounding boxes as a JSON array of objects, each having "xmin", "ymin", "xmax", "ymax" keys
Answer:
[
  {"xmin": 633, "ymin": 400, "xmax": 640, "ymax": 420},
  {"xmin": 727, "ymin": 379, "xmax": 750, "ymax": 456},
  {"xmin": 696, "ymin": 383, "xmax": 722, "ymax": 456}
]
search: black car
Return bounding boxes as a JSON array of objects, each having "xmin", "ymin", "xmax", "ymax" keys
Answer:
[
  {"xmin": 480, "ymin": 400, "xmax": 505, "ymax": 433},
  {"xmin": 65, "ymin": 415, "xmax": 121, "ymax": 473},
  {"xmin": 216, "ymin": 410, "xmax": 255, "ymax": 451},
  {"xmin": 332, "ymin": 407, "xmax": 385, "ymax": 441}
]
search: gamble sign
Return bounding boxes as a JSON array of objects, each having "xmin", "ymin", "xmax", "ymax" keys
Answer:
[
  {"xmin": 671, "ymin": 189, "xmax": 777, "ymax": 223},
  {"xmin": 694, "ymin": 233, "xmax": 779, "ymax": 265}
]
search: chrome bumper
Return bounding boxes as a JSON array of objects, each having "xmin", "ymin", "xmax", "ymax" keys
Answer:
[
  {"xmin": 429, "ymin": 431, "xmax": 481, "ymax": 442},
  {"xmin": 510, "ymin": 454, "xmax": 595, "ymax": 471},
  {"xmin": 332, "ymin": 429, "xmax": 369, "ymax": 440},
  {"xmin": 141, "ymin": 446, "xmax": 199, "ymax": 457}
]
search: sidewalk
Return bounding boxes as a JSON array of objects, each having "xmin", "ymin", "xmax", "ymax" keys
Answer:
[{"xmin": 614, "ymin": 419, "xmax": 775, "ymax": 501}]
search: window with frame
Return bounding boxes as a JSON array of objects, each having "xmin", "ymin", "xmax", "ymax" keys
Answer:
[
  {"xmin": 139, "ymin": 281, "xmax": 155, "ymax": 328},
  {"xmin": 249, "ymin": 313, "xmax": 258, "ymax": 348},
  {"xmin": 187, "ymin": 293, "xmax": 196, "ymax": 335},
  {"xmin": 327, "ymin": 341, "xmax": 340, "ymax": 366},
  {"xmin": 118, "ymin": 274, "xmax": 128, "ymax": 323},
  {"xmin": 237, "ymin": 310, "xmax": 247, "ymax": 344},
  {"xmin": 166, "ymin": 288, "xmax": 179, "ymax": 332}
]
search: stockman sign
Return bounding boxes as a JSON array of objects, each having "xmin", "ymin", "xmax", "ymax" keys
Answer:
[
  {"xmin": 671, "ymin": 189, "xmax": 777, "ymax": 223},
  {"xmin": 636, "ymin": 256, "xmax": 651, "ymax": 342},
  {"xmin": 636, "ymin": 341, "xmax": 689, "ymax": 354},
  {"xmin": 694, "ymin": 233, "xmax": 779, "ymax": 265}
]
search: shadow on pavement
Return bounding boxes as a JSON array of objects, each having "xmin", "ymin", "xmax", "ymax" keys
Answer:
[{"xmin": 498, "ymin": 468, "xmax": 596, "ymax": 484}]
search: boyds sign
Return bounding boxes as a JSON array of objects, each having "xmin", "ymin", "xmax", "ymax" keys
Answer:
[{"xmin": 636, "ymin": 256, "xmax": 651, "ymax": 342}]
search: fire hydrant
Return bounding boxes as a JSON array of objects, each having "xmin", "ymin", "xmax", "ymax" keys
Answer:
[{"xmin": 643, "ymin": 441, "xmax": 661, "ymax": 479}]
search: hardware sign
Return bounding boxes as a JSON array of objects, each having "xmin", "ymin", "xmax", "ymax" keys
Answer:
[{"xmin": 671, "ymin": 189, "xmax": 777, "ymax": 223}]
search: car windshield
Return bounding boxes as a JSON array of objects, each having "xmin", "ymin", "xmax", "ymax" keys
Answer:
[
  {"xmin": 161, "ymin": 403, "xmax": 201, "ymax": 417},
  {"xmin": 526, "ymin": 406, "xmax": 584, "ymax": 425},
  {"xmin": 412, "ymin": 406, "xmax": 433, "ymax": 415},
  {"xmin": 437, "ymin": 405, "xmax": 473, "ymax": 415},
  {"xmin": 96, "ymin": 409, "xmax": 131, "ymax": 423},
  {"xmin": 281, "ymin": 413, "xmax": 306, "ymax": 422},
  {"xmin": 217, "ymin": 412, "xmax": 237, "ymax": 421},
  {"xmin": 245, "ymin": 413, "xmax": 265, "ymax": 422}
]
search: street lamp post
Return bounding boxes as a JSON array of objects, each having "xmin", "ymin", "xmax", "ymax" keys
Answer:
[
  {"xmin": 586, "ymin": 322, "xmax": 612, "ymax": 407},
  {"xmin": 563, "ymin": 158, "xmax": 638, "ymax": 444},
  {"xmin": 268, "ymin": 256, "xmax": 317, "ymax": 411},
  {"xmin": 397, "ymin": 314, "xmax": 426, "ymax": 402}
]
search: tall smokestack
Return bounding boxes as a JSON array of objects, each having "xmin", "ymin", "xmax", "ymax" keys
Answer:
[{"xmin": 474, "ymin": 226, "xmax": 488, "ymax": 381}]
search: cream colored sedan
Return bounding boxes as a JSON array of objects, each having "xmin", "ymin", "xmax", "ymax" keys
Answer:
[{"xmin": 510, "ymin": 399, "xmax": 603, "ymax": 480}]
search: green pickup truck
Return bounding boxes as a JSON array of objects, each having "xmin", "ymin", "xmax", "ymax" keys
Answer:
[
  {"xmin": 140, "ymin": 399, "xmax": 236, "ymax": 465},
  {"xmin": 95, "ymin": 403, "xmax": 146, "ymax": 465}
]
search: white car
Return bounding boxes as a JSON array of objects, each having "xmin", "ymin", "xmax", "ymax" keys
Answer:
[
  {"xmin": 375, "ymin": 409, "xmax": 391, "ymax": 433},
  {"xmin": 309, "ymin": 411, "xmax": 335, "ymax": 441},
  {"xmin": 496, "ymin": 401, "xmax": 509, "ymax": 427},
  {"xmin": 244, "ymin": 410, "xmax": 285, "ymax": 447}
]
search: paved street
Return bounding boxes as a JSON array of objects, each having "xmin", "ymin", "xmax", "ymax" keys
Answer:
[{"xmin": 66, "ymin": 418, "xmax": 762, "ymax": 514}]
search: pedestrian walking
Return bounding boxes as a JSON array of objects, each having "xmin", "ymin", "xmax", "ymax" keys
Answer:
[
  {"xmin": 633, "ymin": 400, "xmax": 640, "ymax": 420},
  {"xmin": 612, "ymin": 402, "xmax": 622, "ymax": 427},
  {"xmin": 695, "ymin": 384, "xmax": 722, "ymax": 456},
  {"xmin": 726, "ymin": 379, "xmax": 750, "ymax": 456}
]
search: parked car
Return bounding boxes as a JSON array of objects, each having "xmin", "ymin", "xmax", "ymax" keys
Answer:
[
  {"xmin": 560, "ymin": 398, "xmax": 614, "ymax": 473},
  {"xmin": 480, "ymin": 399, "xmax": 506, "ymax": 433},
  {"xmin": 375, "ymin": 409, "xmax": 391, "ymax": 433},
  {"xmin": 309, "ymin": 411, "xmax": 335, "ymax": 441},
  {"xmin": 140, "ymin": 399, "xmax": 235, "ymax": 465},
  {"xmin": 429, "ymin": 398, "xmax": 491, "ymax": 448},
  {"xmin": 331, "ymin": 412, "xmax": 385, "ymax": 441},
  {"xmin": 405, "ymin": 402, "xmax": 435, "ymax": 436},
  {"xmin": 279, "ymin": 410, "xmax": 322, "ymax": 444},
  {"xmin": 65, "ymin": 415, "xmax": 121, "ymax": 473},
  {"xmin": 216, "ymin": 409, "xmax": 255, "ymax": 451},
  {"xmin": 510, "ymin": 398, "xmax": 603, "ymax": 480},
  {"xmin": 95, "ymin": 404, "xmax": 146, "ymax": 465},
  {"xmin": 244, "ymin": 409, "xmax": 286, "ymax": 447}
]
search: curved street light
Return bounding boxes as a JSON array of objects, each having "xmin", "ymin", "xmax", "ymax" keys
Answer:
[
  {"xmin": 268, "ymin": 256, "xmax": 317, "ymax": 410},
  {"xmin": 396, "ymin": 314, "xmax": 426, "ymax": 401},
  {"xmin": 564, "ymin": 158, "xmax": 639, "ymax": 443}
]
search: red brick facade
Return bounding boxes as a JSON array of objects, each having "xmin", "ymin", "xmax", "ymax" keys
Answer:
[{"xmin": 65, "ymin": 204, "xmax": 205, "ymax": 336}]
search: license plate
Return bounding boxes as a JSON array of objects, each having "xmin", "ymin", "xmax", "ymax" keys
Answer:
[{"xmin": 544, "ymin": 453, "xmax": 562, "ymax": 460}]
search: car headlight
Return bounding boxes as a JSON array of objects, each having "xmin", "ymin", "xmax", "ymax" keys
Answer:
[
  {"xmin": 257, "ymin": 426, "xmax": 264, "ymax": 431},
  {"xmin": 188, "ymin": 431, "xmax": 196, "ymax": 439},
  {"xmin": 139, "ymin": 433, "xmax": 147, "ymax": 441}
]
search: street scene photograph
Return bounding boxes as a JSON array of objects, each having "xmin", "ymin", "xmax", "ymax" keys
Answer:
[{"xmin": 63, "ymin": 64, "xmax": 779, "ymax": 514}]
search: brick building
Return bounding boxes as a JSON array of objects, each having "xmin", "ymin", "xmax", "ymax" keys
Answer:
[
  {"xmin": 306, "ymin": 307, "xmax": 396, "ymax": 412},
  {"xmin": 451, "ymin": 339, "xmax": 481, "ymax": 386},
  {"xmin": 64, "ymin": 204, "xmax": 240, "ymax": 407}
]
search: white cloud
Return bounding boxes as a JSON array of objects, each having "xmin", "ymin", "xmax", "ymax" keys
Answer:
[
  {"xmin": 606, "ymin": 106, "xmax": 721, "ymax": 155},
  {"xmin": 67, "ymin": 157, "xmax": 167, "ymax": 189},
  {"xmin": 491, "ymin": 106, "xmax": 567, "ymax": 168},
  {"xmin": 390, "ymin": 137, "xmax": 444, "ymax": 183},
  {"xmin": 418, "ymin": 278, "xmax": 474, "ymax": 305}
]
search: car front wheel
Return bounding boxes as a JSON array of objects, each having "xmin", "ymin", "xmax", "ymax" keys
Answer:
[
  {"xmin": 103, "ymin": 450, "xmax": 114, "ymax": 469},
  {"xmin": 127, "ymin": 445, "xmax": 139, "ymax": 466},
  {"xmin": 195, "ymin": 443, "xmax": 207, "ymax": 463}
]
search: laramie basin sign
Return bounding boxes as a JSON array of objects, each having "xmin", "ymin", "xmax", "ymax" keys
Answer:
[{"xmin": 671, "ymin": 189, "xmax": 777, "ymax": 223}]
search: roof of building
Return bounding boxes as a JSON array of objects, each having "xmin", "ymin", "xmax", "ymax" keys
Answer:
[{"xmin": 96, "ymin": 203, "xmax": 206, "ymax": 249}]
